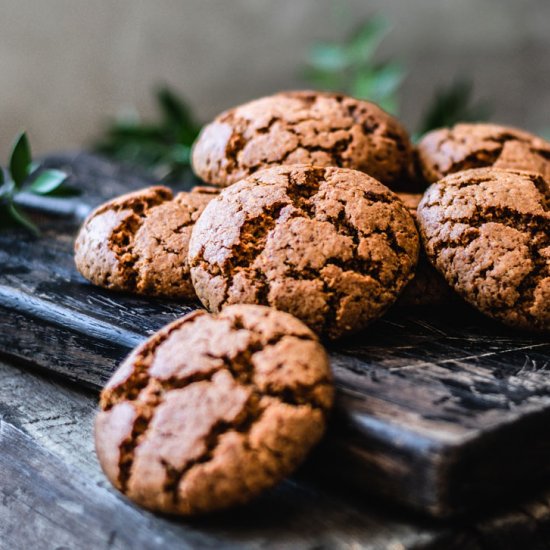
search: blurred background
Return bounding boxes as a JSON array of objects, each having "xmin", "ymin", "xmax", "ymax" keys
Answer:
[{"xmin": 0, "ymin": 0, "xmax": 548, "ymax": 156}]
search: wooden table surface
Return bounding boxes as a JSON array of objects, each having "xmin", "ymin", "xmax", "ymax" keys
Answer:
[
  {"xmin": 3, "ymin": 356, "xmax": 550, "ymax": 550},
  {"xmin": 1, "ymin": 152, "xmax": 550, "ymax": 549}
]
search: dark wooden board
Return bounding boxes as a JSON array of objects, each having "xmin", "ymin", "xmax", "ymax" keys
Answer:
[
  {"xmin": 6, "ymin": 357, "xmax": 550, "ymax": 550},
  {"xmin": 6, "ymin": 312, "xmax": 550, "ymax": 550},
  {"xmin": 0, "ymin": 360, "xmax": 451, "ymax": 550},
  {"xmin": 0, "ymin": 152, "xmax": 549, "ymax": 519}
]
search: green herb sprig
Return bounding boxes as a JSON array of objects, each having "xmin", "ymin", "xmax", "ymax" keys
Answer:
[
  {"xmin": 305, "ymin": 15, "xmax": 405, "ymax": 114},
  {"xmin": 303, "ymin": 15, "xmax": 492, "ymax": 137},
  {"xmin": 416, "ymin": 79, "xmax": 492, "ymax": 139},
  {"xmin": 94, "ymin": 18, "xmax": 493, "ymax": 176},
  {"xmin": 0, "ymin": 132, "xmax": 71, "ymax": 234},
  {"xmin": 94, "ymin": 86, "xmax": 201, "ymax": 183}
]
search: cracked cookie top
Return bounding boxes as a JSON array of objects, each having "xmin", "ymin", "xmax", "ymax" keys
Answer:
[
  {"xmin": 417, "ymin": 168, "xmax": 550, "ymax": 331},
  {"xmin": 74, "ymin": 185, "xmax": 217, "ymax": 299},
  {"xmin": 191, "ymin": 90, "xmax": 415, "ymax": 190},
  {"xmin": 417, "ymin": 123, "xmax": 550, "ymax": 183},
  {"xmin": 95, "ymin": 304, "xmax": 333, "ymax": 516},
  {"xmin": 188, "ymin": 165, "xmax": 419, "ymax": 339}
]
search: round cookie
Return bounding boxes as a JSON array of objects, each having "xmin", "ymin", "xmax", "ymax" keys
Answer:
[
  {"xmin": 95, "ymin": 304, "xmax": 334, "ymax": 516},
  {"xmin": 192, "ymin": 90, "xmax": 415, "ymax": 190},
  {"xmin": 417, "ymin": 123, "xmax": 550, "ymax": 183},
  {"xmin": 188, "ymin": 165, "xmax": 420, "ymax": 339},
  {"xmin": 396, "ymin": 192, "xmax": 455, "ymax": 306},
  {"xmin": 74, "ymin": 185, "xmax": 217, "ymax": 299},
  {"xmin": 417, "ymin": 168, "xmax": 550, "ymax": 331}
]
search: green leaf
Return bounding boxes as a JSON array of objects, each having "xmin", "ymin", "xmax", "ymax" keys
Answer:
[
  {"xmin": 377, "ymin": 96, "xmax": 399, "ymax": 116},
  {"xmin": 107, "ymin": 123, "xmax": 165, "ymax": 142},
  {"xmin": 93, "ymin": 86, "xmax": 200, "ymax": 177},
  {"xmin": 156, "ymin": 86, "xmax": 199, "ymax": 143},
  {"xmin": 303, "ymin": 15, "xmax": 402, "ymax": 114},
  {"xmin": 29, "ymin": 169, "xmax": 68, "ymax": 195},
  {"xmin": 347, "ymin": 15, "xmax": 391, "ymax": 65},
  {"xmin": 165, "ymin": 144, "xmax": 191, "ymax": 164},
  {"xmin": 9, "ymin": 131, "xmax": 32, "ymax": 188},
  {"xmin": 8, "ymin": 202, "xmax": 39, "ymax": 235},
  {"xmin": 350, "ymin": 63, "xmax": 404, "ymax": 113},
  {"xmin": 417, "ymin": 79, "xmax": 492, "ymax": 136},
  {"xmin": 368, "ymin": 62, "xmax": 405, "ymax": 98},
  {"xmin": 303, "ymin": 68, "xmax": 344, "ymax": 91},
  {"xmin": 0, "ymin": 176, "xmax": 15, "ymax": 199},
  {"xmin": 308, "ymin": 43, "xmax": 350, "ymax": 72}
]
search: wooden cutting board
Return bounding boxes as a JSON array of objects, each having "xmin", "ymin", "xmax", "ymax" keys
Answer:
[{"xmin": 1, "ymin": 152, "xmax": 548, "ymax": 518}]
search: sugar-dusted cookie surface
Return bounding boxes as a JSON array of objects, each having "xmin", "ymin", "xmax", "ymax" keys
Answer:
[
  {"xmin": 95, "ymin": 304, "xmax": 333, "ymax": 516},
  {"xmin": 417, "ymin": 123, "xmax": 550, "ymax": 183},
  {"xmin": 417, "ymin": 168, "xmax": 550, "ymax": 331},
  {"xmin": 189, "ymin": 165, "xmax": 419, "ymax": 339},
  {"xmin": 192, "ymin": 90, "xmax": 415, "ymax": 190},
  {"xmin": 74, "ymin": 186, "xmax": 217, "ymax": 299}
]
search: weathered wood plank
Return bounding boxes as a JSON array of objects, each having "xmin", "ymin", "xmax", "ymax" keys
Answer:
[
  {"xmin": 0, "ymin": 360, "xmax": 450, "ymax": 550},
  {"xmin": 0, "ymin": 153, "xmax": 549, "ymax": 518},
  {"xmin": 4, "ymin": 358, "xmax": 550, "ymax": 549},
  {"xmin": 0, "ymin": 421, "xmax": 235, "ymax": 550}
]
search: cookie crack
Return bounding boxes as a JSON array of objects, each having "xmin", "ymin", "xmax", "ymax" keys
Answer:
[
  {"xmin": 162, "ymin": 391, "xmax": 264, "ymax": 505},
  {"xmin": 284, "ymin": 127, "xmax": 354, "ymax": 167},
  {"xmin": 108, "ymin": 195, "xmax": 172, "ymax": 291},
  {"xmin": 155, "ymin": 320, "xmax": 327, "ymax": 505},
  {"xmin": 427, "ymin": 205, "xmax": 549, "ymax": 242},
  {"xmin": 422, "ymin": 204, "xmax": 549, "ymax": 319},
  {"xmin": 285, "ymin": 166, "xmax": 324, "ymax": 215},
  {"xmin": 220, "ymin": 201, "xmax": 289, "ymax": 306}
]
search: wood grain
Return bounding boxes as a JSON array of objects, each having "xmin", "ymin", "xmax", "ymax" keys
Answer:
[
  {"xmin": 0, "ymin": 153, "xmax": 549, "ymax": 518},
  {"xmin": 3, "ymin": 359, "xmax": 550, "ymax": 549},
  {"xmin": 0, "ymin": 360, "xmax": 447, "ymax": 550}
]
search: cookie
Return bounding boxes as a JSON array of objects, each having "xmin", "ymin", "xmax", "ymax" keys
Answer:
[
  {"xmin": 188, "ymin": 165, "xmax": 419, "ymax": 339},
  {"xmin": 74, "ymin": 185, "xmax": 217, "ymax": 299},
  {"xmin": 417, "ymin": 168, "xmax": 549, "ymax": 331},
  {"xmin": 396, "ymin": 192, "xmax": 454, "ymax": 306},
  {"xmin": 95, "ymin": 304, "xmax": 333, "ymax": 516},
  {"xmin": 192, "ymin": 90, "xmax": 415, "ymax": 190},
  {"xmin": 417, "ymin": 123, "xmax": 550, "ymax": 183}
]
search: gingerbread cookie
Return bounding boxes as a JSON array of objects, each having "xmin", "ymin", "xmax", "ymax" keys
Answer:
[
  {"xmin": 95, "ymin": 304, "xmax": 333, "ymax": 516},
  {"xmin": 192, "ymin": 90, "xmax": 415, "ymax": 190},
  {"xmin": 417, "ymin": 123, "xmax": 550, "ymax": 183},
  {"xmin": 396, "ymin": 192, "xmax": 454, "ymax": 306},
  {"xmin": 189, "ymin": 165, "xmax": 419, "ymax": 339},
  {"xmin": 74, "ymin": 186, "xmax": 217, "ymax": 299},
  {"xmin": 417, "ymin": 168, "xmax": 549, "ymax": 331}
]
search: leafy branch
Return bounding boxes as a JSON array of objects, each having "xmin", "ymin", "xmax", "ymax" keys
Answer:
[
  {"xmin": 93, "ymin": 17, "xmax": 493, "ymax": 177},
  {"xmin": 0, "ymin": 132, "xmax": 73, "ymax": 234},
  {"xmin": 94, "ymin": 86, "xmax": 201, "ymax": 183},
  {"xmin": 304, "ymin": 15, "xmax": 492, "ymax": 136},
  {"xmin": 415, "ymin": 79, "xmax": 492, "ymax": 138},
  {"xmin": 305, "ymin": 15, "xmax": 404, "ymax": 114}
]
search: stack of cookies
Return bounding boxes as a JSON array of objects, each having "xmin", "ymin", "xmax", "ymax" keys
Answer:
[{"xmin": 75, "ymin": 91, "xmax": 549, "ymax": 516}]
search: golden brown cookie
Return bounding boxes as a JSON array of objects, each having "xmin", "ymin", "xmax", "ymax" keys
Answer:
[
  {"xmin": 417, "ymin": 168, "xmax": 549, "ymax": 331},
  {"xmin": 396, "ymin": 192, "xmax": 455, "ymax": 306},
  {"xmin": 74, "ymin": 186, "xmax": 217, "ymax": 299},
  {"xmin": 95, "ymin": 304, "xmax": 333, "ymax": 516},
  {"xmin": 189, "ymin": 165, "xmax": 419, "ymax": 339},
  {"xmin": 417, "ymin": 123, "xmax": 550, "ymax": 183},
  {"xmin": 192, "ymin": 90, "xmax": 415, "ymax": 190}
]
